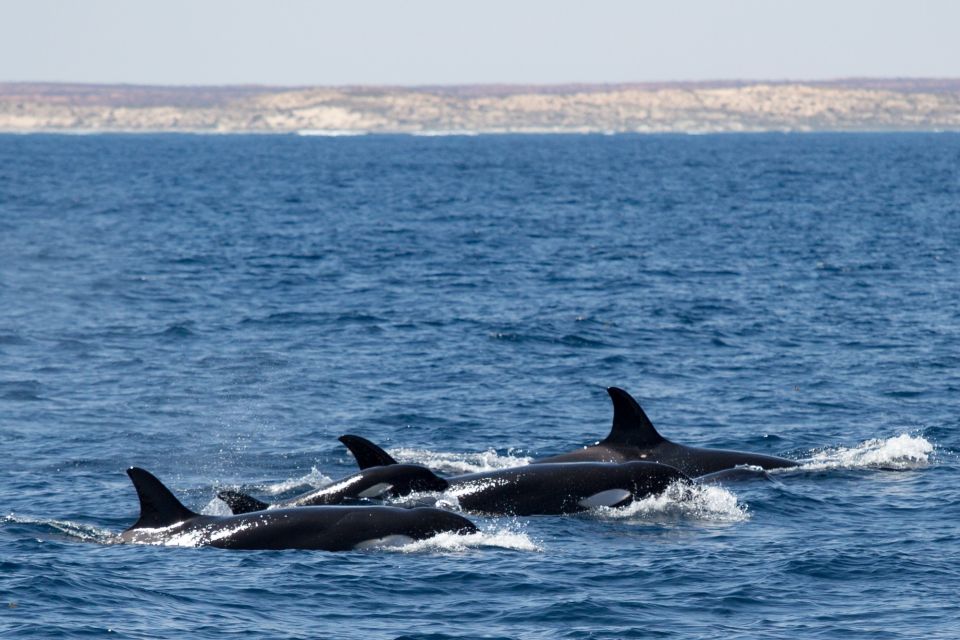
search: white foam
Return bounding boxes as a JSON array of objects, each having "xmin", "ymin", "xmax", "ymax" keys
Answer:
[
  {"xmin": 389, "ymin": 448, "xmax": 532, "ymax": 474},
  {"xmin": 260, "ymin": 467, "xmax": 334, "ymax": 495},
  {"xmin": 382, "ymin": 525, "xmax": 542, "ymax": 553},
  {"xmin": 594, "ymin": 480, "xmax": 749, "ymax": 523},
  {"xmin": 799, "ymin": 433, "xmax": 934, "ymax": 471}
]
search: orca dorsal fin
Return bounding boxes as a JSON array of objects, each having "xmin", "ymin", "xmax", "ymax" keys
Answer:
[
  {"xmin": 217, "ymin": 490, "xmax": 270, "ymax": 515},
  {"xmin": 601, "ymin": 387, "xmax": 667, "ymax": 447},
  {"xmin": 338, "ymin": 435, "xmax": 399, "ymax": 469},
  {"xmin": 126, "ymin": 467, "xmax": 198, "ymax": 529}
]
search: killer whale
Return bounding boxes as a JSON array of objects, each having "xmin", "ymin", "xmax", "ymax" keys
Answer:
[
  {"xmin": 120, "ymin": 467, "xmax": 475, "ymax": 551},
  {"xmin": 440, "ymin": 460, "xmax": 687, "ymax": 515},
  {"xmin": 533, "ymin": 387, "xmax": 798, "ymax": 476},
  {"xmin": 222, "ymin": 436, "xmax": 690, "ymax": 517},
  {"xmin": 218, "ymin": 462, "xmax": 449, "ymax": 513}
]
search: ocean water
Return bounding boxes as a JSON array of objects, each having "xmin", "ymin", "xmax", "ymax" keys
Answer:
[{"xmin": 1, "ymin": 133, "xmax": 958, "ymax": 639}]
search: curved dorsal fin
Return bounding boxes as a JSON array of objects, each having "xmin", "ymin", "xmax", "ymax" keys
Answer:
[
  {"xmin": 601, "ymin": 387, "xmax": 666, "ymax": 447},
  {"xmin": 217, "ymin": 490, "xmax": 270, "ymax": 515},
  {"xmin": 338, "ymin": 435, "xmax": 398, "ymax": 470},
  {"xmin": 126, "ymin": 467, "xmax": 198, "ymax": 529}
]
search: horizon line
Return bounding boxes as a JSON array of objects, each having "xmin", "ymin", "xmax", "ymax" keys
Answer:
[{"xmin": 4, "ymin": 76, "xmax": 960, "ymax": 91}]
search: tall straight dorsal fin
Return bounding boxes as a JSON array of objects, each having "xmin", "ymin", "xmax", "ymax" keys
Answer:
[
  {"xmin": 601, "ymin": 387, "xmax": 666, "ymax": 447},
  {"xmin": 338, "ymin": 435, "xmax": 398, "ymax": 470},
  {"xmin": 217, "ymin": 490, "xmax": 270, "ymax": 515},
  {"xmin": 126, "ymin": 467, "xmax": 198, "ymax": 529}
]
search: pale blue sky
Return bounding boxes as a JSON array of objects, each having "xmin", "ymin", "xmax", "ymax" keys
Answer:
[{"xmin": 2, "ymin": 0, "xmax": 958, "ymax": 85}]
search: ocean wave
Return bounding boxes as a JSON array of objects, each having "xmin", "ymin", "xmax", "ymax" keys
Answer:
[
  {"xmin": 1, "ymin": 514, "xmax": 117, "ymax": 544},
  {"xmin": 797, "ymin": 433, "xmax": 934, "ymax": 471}
]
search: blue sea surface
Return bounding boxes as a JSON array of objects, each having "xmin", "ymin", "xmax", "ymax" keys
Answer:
[{"xmin": 1, "ymin": 133, "xmax": 958, "ymax": 639}]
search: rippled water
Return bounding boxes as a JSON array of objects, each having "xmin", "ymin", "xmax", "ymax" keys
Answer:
[{"xmin": 1, "ymin": 133, "xmax": 958, "ymax": 639}]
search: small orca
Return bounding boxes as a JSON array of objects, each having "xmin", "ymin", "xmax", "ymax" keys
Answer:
[
  {"xmin": 532, "ymin": 387, "xmax": 798, "ymax": 477},
  {"xmin": 330, "ymin": 435, "xmax": 690, "ymax": 516},
  {"xmin": 218, "ymin": 463, "xmax": 449, "ymax": 514},
  {"xmin": 120, "ymin": 467, "xmax": 476, "ymax": 551}
]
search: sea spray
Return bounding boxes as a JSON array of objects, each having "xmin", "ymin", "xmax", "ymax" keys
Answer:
[
  {"xmin": 260, "ymin": 467, "xmax": 335, "ymax": 495},
  {"xmin": 389, "ymin": 447, "xmax": 533, "ymax": 474},
  {"xmin": 594, "ymin": 480, "xmax": 749, "ymax": 523},
  {"xmin": 799, "ymin": 433, "xmax": 934, "ymax": 471},
  {"xmin": 384, "ymin": 523, "xmax": 542, "ymax": 554}
]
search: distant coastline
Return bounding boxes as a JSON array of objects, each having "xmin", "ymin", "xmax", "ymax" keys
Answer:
[{"xmin": 3, "ymin": 79, "xmax": 960, "ymax": 134}]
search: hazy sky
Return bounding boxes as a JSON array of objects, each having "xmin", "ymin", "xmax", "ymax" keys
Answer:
[{"xmin": 3, "ymin": 0, "xmax": 958, "ymax": 86}]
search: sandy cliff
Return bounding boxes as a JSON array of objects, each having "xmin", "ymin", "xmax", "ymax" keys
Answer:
[{"xmin": 2, "ymin": 80, "xmax": 959, "ymax": 133}]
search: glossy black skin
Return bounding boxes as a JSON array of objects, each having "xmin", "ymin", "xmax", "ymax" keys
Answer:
[
  {"xmin": 121, "ymin": 505, "xmax": 475, "ymax": 550},
  {"xmin": 535, "ymin": 442, "xmax": 795, "ymax": 477},
  {"xmin": 336, "ymin": 436, "xmax": 691, "ymax": 516},
  {"xmin": 533, "ymin": 387, "xmax": 798, "ymax": 477},
  {"xmin": 446, "ymin": 461, "xmax": 688, "ymax": 516},
  {"xmin": 219, "ymin": 464, "xmax": 450, "ymax": 514},
  {"xmin": 121, "ymin": 468, "xmax": 475, "ymax": 551}
]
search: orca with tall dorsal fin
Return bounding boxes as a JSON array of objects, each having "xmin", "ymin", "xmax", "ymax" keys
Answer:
[
  {"xmin": 326, "ymin": 434, "xmax": 691, "ymax": 516},
  {"xmin": 120, "ymin": 467, "xmax": 475, "ymax": 550},
  {"xmin": 532, "ymin": 387, "xmax": 798, "ymax": 476}
]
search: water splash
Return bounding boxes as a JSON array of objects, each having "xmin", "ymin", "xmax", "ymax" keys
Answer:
[
  {"xmin": 390, "ymin": 447, "xmax": 532, "ymax": 474},
  {"xmin": 259, "ymin": 467, "xmax": 334, "ymax": 495},
  {"xmin": 380, "ymin": 524, "xmax": 541, "ymax": 553},
  {"xmin": 206, "ymin": 468, "xmax": 336, "ymax": 514},
  {"xmin": 202, "ymin": 497, "xmax": 235, "ymax": 516},
  {"xmin": 593, "ymin": 480, "xmax": 749, "ymax": 523},
  {"xmin": 799, "ymin": 433, "xmax": 934, "ymax": 471}
]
